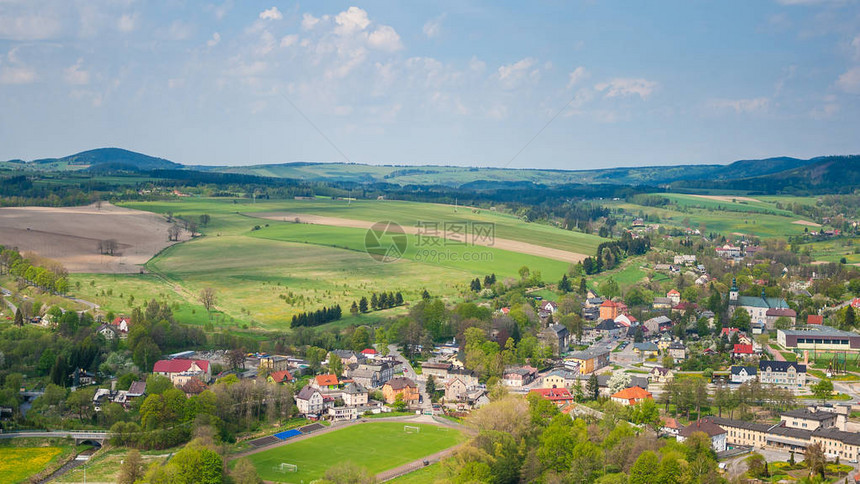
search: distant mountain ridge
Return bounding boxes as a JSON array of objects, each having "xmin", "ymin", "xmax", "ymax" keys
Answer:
[{"xmin": 3, "ymin": 147, "xmax": 856, "ymax": 193}]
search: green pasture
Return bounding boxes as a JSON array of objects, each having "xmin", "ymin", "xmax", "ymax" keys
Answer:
[
  {"xmin": 388, "ymin": 463, "xmax": 446, "ymax": 483},
  {"xmin": 803, "ymin": 238, "xmax": 860, "ymax": 264},
  {"xmin": 660, "ymin": 193, "xmax": 796, "ymax": 217},
  {"xmin": 247, "ymin": 422, "xmax": 465, "ymax": 483}
]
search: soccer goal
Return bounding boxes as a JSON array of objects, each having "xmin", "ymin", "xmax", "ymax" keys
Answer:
[
  {"xmin": 404, "ymin": 425, "xmax": 420, "ymax": 433},
  {"xmin": 273, "ymin": 463, "xmax": 298, "ymax": 473}
]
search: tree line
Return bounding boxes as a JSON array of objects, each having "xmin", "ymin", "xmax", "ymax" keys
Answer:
[
  {"xmin": 0, "ymin": 246, "xmax": 69, "ymax": 294},
  {"xmin": 290, "ymin": 305, "xmax": 343, "ymax": 328}
]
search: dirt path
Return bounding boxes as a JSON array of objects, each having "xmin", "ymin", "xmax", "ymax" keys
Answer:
[
  {"xmin": 249, "ymin": 212, "xmax": 589, "ymax": 264},
  {"xmin": 689, "ymin": 194, "xmax": 762, "ymax": 203},
  {"xmin": 792, "ymin": 220, "xmax": 821, "ymax": 227}
]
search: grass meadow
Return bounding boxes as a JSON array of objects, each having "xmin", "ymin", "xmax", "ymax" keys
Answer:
[
  {"xmin": 247, "ymin": 422, "xmax": 465, "ymax": 483},
  {"xmin": 0, "ymin": 445, "xmax": 68, "ymax": 483}
]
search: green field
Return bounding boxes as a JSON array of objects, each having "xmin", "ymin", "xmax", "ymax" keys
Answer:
[
  {"xmin": 611, "ymin": 195, "xmax": 815, "ymax": 239},
  {"xmin": 0, "ymin": 445, "xmax": 71, "ymax": 483},
  {"xmin": 804, "ymin": 238, "xmax": 860, "ymax": 265},
  {"xmin": 55, "ymin": 448, "xmax": 171, "ymax": 483},
  {"xmin": 246, "ymin": 422, "xmax": 465, "ymax": 483},
  {"xmin": 388, "ymin": 463, "xmax": 446, "ymax": 483},
  {"xmin": 661, "ymin": 193, "xmax": 797, "ymax": 217},
  {"xmin": 62, "ymin": 198, "xmax": 588, "ymax": 329}
]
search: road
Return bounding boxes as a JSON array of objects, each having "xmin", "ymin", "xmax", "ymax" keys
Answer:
[
  {"xmin": 388, "ymin": 344, "xmax": 432, "ymax": 412},
  {"xmin": 0, "ymin": 430, "xmax": 110, "ymax": 440}
]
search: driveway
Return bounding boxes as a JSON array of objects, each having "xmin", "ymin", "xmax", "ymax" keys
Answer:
[{"xmin": 387, "ymin": 344, "xmax": 432, "ymax": 412}]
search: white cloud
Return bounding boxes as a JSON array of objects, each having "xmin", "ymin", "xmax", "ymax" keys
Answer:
[
  {"xmin": 595, "ymin": 78, "xmax": 657, "ymax": 99},
  {"xmin": 255, "ymin": 30, "xmax": 276, "ymax": 56},
  {"xmin": 836, "ymin": 66, "xmax": 860, "ymax": 94},
  {"xmin": 117, "ymin": 13, "xmax": 137, "ymax": 33},
  {"xmin": 64, "ymin": 58, "xmax": 90, "ymax": 85},
  {"xmin": 368, "ymin": 26, "xmax": 403, "ymax": 52},
  {"xmin": 280, "ymin": 34, "xmax": 298, "ymax": 48},
  {"xmin": 302, "ymin": 13, "xmax": 320, "ymax": 30},
  {"xmin": 0, "ymin": 12, "xmax": 62, "ymax": 40},
  {"xmin": 159, "ymin": 20, "xmax": 193, "ymax": 41},
  {"xmin": 567, "ymin": 66, "xmax": 588, "ymax": 88},
  {"xmin": 423, "ymin": 15, "xmax": 445, "ymax": 38},
  {"xmin": 469, "ymin": 57, "xmax": 486, "ymax": 72},
  {"xmin": 210, "ymin": 1, "xmax": 233, "ymax": 20},
  {"xmin": 708, "ymin": 97, "xmax": 770, "ymax": 113},
  {"xmin": 207, "ymin": 32, "xmax": 221, "ymax": 47},
  {"xmin": 497, "ymin": 57, "xmax": 539, "ymax": 89},
  {"xmin": 0, "ymin": 65, "xmax": 37, "ymax": 84},
  {"xmin": 334, "ymin": 7, "xmax": 370, "ymax": 36},
  {"xmin": 259, "ymin": 7, "xmax": 283, "ymax": 21}
]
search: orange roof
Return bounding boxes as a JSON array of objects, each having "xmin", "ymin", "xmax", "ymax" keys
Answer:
[
  {"xmin": 661, "ymin": 417, "xmax": 682, "ymax": 429},
  {"xmin": 611, "ymin": 386, "xmax": 653, "ymax": 404},
  {"xmin": 315, "ymin": 374, "xmax": 339, "ymax": 386},
  {"xmin": 667, "ymin": 289, "xmax": 680, "ymax": 296},
  {"xmin": 808, "ymin": 315, "xmax": 824, "ymax": 325},
  {"xmin": 269, "ymin": 370, "xmax": 293, "ymax": 383},
  {"xmin": 733, "ymin": 344, "xmax": 754, "ymax": 354}
]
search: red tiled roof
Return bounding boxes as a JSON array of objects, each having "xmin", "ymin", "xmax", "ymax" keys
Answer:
[
  {"xmin": 269, "ymin": 370, "xmax": 293, "ymax": 383},
  {"xmin": 662, "ymin": 417, "xmax": 683, "ymax": 429},
  {"xmin": 360, "ymin": 348, "xmax": 378, "ymax": 355},
  {"xmin": 153, "ymin": 359, "xmax": 209, "ymax": 374},
  {"xmin": 733, "ymin": 344, "xmax": 754, "ymax": 354},
  {"xmin": 611, "ymin": 386, "xmax": 653, "ymax": 404},
  {"xmin": 667, "ymin": 289, "xmax": 680, "ymax": 296},
  {"xmin": 808, "ymin": 315, "xmax": 824, "ymax": 325},
  {"xmin": 529, "ymin": 388, "xmax": 574, "ymax": 402},
  {"xmin": 315, "ymin": 374, "xmax": 339, "ymax": 386}
]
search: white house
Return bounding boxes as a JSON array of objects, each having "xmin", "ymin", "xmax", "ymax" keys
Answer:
[
  {"xmin": 730, "ymin": 366, "xmax": 757, "ymax": 384},
  {"xmin": 678, "ymin": 418, "xmax": 727, "ymax": 452},
  {"xmin": 296, "ymin": 386, "xmax": 324, "ymax": 415}
]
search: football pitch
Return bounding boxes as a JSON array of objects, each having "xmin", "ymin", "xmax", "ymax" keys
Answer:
[{"xmin": 247, "ymin": 421, "xmax": 465, "ymax": 483}]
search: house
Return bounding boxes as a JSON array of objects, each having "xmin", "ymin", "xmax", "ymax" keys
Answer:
[
  {"xmin": 111, "ymin": 316, "xmax": 130, "ymax": 337},
  {"xmin": 728, "ymin": 281, "xmax": 790, "ymax": 327},
  {"xmin": 449, "ymin": 367, "xmax": 479, "ymax": 387},
  {"xmin": 502, "ymin": 366, "xmax": 539, "ymax": 387},
  {"xmin": 667, "ymin": 342, "xmax": 687, "ymax": 361},
  {"xmin": 328, "ymin": 406, "xmax": 358, "ymax": 421},
  {"xmin": 179, "ymin": 378, "xmax": 209, "ymax": 398},
  {"xmin": 329, "ymin": 350, "xmax": 361, "ymax": 366},
  {"xmin": 678, "ymin": 418, "xmax": 727, "ymax": 452},
  {"xmin": 732, "ymin": 344, "xmax": 755, "ymax": 359},
  {"xmin": 759, "ymin": 360, "xmax": 807, "ymax": 388},
  {"xmin": 644, "ymin": 315, "xmax": 672, "ymax": 334},
  {"xmin": 633, "ymin": 342, "xmax": 659, "ymax": 358},
  {"xmin": 445, "ymin": 378, "xmax": 468, "ymax": 402},
  {"xmin": 674, "ymin": 255, "xmax": 697, "ymax": 266},
  {"xmin": 600, "ymin": 300, "xmax": 627, "ymax": 320},
  {"xmin": 781, "ymin": 407, "xmax": 838, "ymax": 431},
  {"xmin": 543, "ymin": 369, "xmax": 579, "ymax": 389},
  {"xmin": 610, "ymin": 386, "xmax": 653, "ymax": 406},
  {"xmin": 97, "ymin": 323, "xmax": 120, "ymax": 340},
  {"xmin": 153, "ymin": 359, "xmax": 211, "ymax": 385},
  {"xmin": 540, "ymin": 324, "xmax": 570, "ymax": 355},
  {"xmin": 259, "ymin": 355, "xmax": 290, "ymax": 372},
  {"xmin": 808, "ymin": 315, "xmax": 824, "ymax": 325},
  {"xmin": 529, "ymin": 388, "xmax": 575, "ymax": 406},
  {"xmin": 360, "ymin": 348, "xmax": 378, "ymax": 359},
  {"xmin": 649, "ymin": 367, "xmax": 674, "ymax": 383},
  {"xmin": 777, "ymin": 325, "xmax": 860, "ymax": 352},
  {"xmin": 596, "ymin": 375, "xmax": 649, "ymax": 397},
  {"xmin": 715, "ymin": 244, "xmax": 742, "ymax": 259},
  {"xmin": 730, "ymin": 366, "xmax": 757, "ymax": 384},
  {"xmin": 614, "ymin": 313, "xmax": 637, "ymax": 328},
  {"xmin": 296, "ymin": 386, "xmax": 324, "ymax": 415},
  {"xmin": 594, "ymin": 319, "xmax": 622, "ymax": 337},
  {"xmin": 695, "ymin": 275, "xmax": 709, "ymax": 286},
  {"xmin": 565, "ymin": 348, "xmax": 610, "ymax": 374},
  {"xmin": 382, "ymin": 377, "xmax": 419, "ymax": 404},
  {"xmin": 421, "ymin": 362, "xmax": 452, "ymax": 380},
  {"xmin": 766, "ymin": 308, "xmax": 797, "ymax": 329},
  {"xmin": 348, "ymin": 362, "xmax": 395, "ymax": 388},
  {"xmin": 540, "ymin": 301, "xmax": 559, "ymax": 314},
  {"xmin": 341, "ymin": 382, "xmax": 369, "ymax": 406},
  {"xmin": 127, "ymin": 381, "xmax": 147, "ymax": 401},
  {"xmin": 667, "ymin": 289, "xmax": 681, "ymax": 306},
  {"xmin": 267, "ymin": 370, "xmax": 294, "ymax": 384},
  {"xmin": 652, "ymin": 297, "xmax": 673, "ymax": 310},
  {"xmin": 312, "ymin": 374, "xmax": 339, "ymax": 390},
  {"xmin": 661, "ymin": 417, "xmax": 683, "ymax": 436}
]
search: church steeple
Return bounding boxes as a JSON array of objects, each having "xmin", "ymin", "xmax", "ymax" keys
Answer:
[{"xmin": 729, "ymin": 278, "xmax": 738, "ymax": 302}]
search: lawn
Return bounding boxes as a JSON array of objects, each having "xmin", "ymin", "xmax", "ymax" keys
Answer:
[
  {"xmin": 55, "ymin": 448, "xmax": 171, "ymax": 483},
  {"xmin": 388, "ymin": 463, "xmax": 446, "ymax": 483},
  {"xmin": 0, "ymin": 446, "xmax": 67, "ymax": 483},
  {"xmin": 247, "ymin": 422, "xmax": 465, "ymax": 483}
]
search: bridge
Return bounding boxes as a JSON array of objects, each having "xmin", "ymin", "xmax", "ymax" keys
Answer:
[{"xmin": 0, "ymin": 430, "xmax": 110, "ymax": 446}]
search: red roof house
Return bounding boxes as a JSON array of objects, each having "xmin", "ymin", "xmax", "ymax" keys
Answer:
[
  {"xmin": 153, "ymin": 359, "xmax": 211, "ymax": 383},
  {"xmin": 313, "ymin": 374, "xmax": 339, "ymax": 389},
  {"xmin": 732, "ymin": 344, "xmax": 754, "ymax": 358},
  {"xmin": 268, "ymin": 370, "xmax": 294, "ymax": 384},
  {"xmin": 529, "ymin": 388, "xmax": 574, "ymax": 406},
  {"xmin": 808, "ymin": 315, "xmax": 824, "ymax": 325},
  {"xmin": 360, "ymin": 348, "xmax": 378, "ymax": 356},
  {"xmin": 610, "ymin": 386, "xmax": 653, "ymax": 406}
]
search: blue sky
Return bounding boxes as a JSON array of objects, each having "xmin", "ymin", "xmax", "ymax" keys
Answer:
[{"xmin": 1, "ymin": 1, "xmax": 859, "ymax": 169}]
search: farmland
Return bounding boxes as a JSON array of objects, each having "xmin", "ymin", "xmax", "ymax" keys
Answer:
[
  {"xmin": 246, "ymin": 422, "xmax": 465, "ymax": 483},
  {"xmin": 0, "ymin": 445, "xmax": 68, "ymax": 483}
]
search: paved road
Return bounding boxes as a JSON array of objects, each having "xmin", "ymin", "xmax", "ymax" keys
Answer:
[
  {"xmin": 388, "ymin": 344, "xmax": 432, "ymax": 412},
  {"xmin": 0, "ymin": 430, "xmax": 110, "ymax": 440}
]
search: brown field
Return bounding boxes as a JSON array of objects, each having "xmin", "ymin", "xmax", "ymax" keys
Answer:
[
  {"xmin": 690, "ymin": 194, "xmax": 762, "ymax": 203},
  {"xmin": 792, "ymin": 219, "xmax": 822, "ymax": 227},
  {"xmin": 251, "ymin": 212, "xmax": 588, "ymax": 264},
  {"xmin": 0, "ymin": 203, "xmax": 189, "ymax": 273}
]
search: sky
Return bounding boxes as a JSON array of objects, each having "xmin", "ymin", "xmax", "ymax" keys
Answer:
[{"xmin": 1, "ymin": 1, "xmax": 859, "ymax": 169}]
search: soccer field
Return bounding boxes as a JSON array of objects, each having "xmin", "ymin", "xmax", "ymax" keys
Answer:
[{"xmin": 247, "ymin": 421, "xmax": 465, "ymax": 483}]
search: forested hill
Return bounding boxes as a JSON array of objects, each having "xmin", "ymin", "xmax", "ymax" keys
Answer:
[
  {"xmin": 15, "ymin": 148, "xmax": 182, "ymax": 171},
  {"xmin": 670, "ymin": 155, "xmax": 860, "ymax": 194}
]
